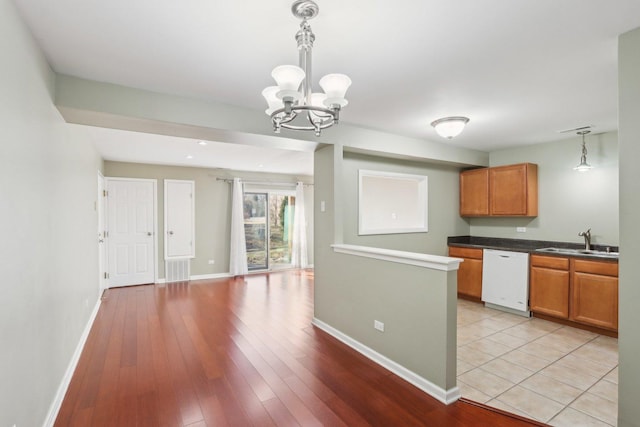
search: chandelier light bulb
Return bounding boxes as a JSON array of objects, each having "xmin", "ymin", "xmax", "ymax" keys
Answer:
[
  {"xmin": 319, "ymin": 73, "xmax": 351, "ymax": 107},
  {"xmin": 271, "ymin": 65, "xmax": 305, "ymax": 101},
  {"xmin": 262, "ymin": 86, "xmax": 283, "ymax": 115},
  {"xmin": 309, "ymin": 92, "xmax": 329, "ymax": 119}
]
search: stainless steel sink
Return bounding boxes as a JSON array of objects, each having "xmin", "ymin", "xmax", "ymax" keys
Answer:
[{"xmin": 536, "ymin": 247, "xmax": 619, "ymax": 258}]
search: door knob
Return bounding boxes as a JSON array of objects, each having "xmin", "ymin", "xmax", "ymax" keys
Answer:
[
  {"xmin": 168, "ymin": 231, "xmax": 174, "ymax": 236},
  {"xmin": 147, "ymin": 232, "xmax": 152, "ymax": 236}
]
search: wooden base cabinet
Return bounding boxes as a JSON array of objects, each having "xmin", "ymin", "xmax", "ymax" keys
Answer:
[
  {"xmin": 570, "ymin": 259, "xmax": 618, "ymax": 331},
  {"xmin": 529, "ymin": 255, "xmax": 618, "ymax": 332},
  {"xmin": 449, "ymin": 246, "xmax": 483, "ymax": 300},
  {"xmin": 530, "ymin": 255, "xmax": 570, "ymax": 319}
]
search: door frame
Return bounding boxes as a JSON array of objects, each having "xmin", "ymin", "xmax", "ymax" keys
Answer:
[
  {"xmin": 105, "ymin": 177, "xmax": 159, "ymax": 286},
  {"xmin": 97, "ymin": 172, "xmax": 107, "ymax": 294},
  {"xmin": 244, "ymin": 187, "xmax": 296, "ymax": 272}
]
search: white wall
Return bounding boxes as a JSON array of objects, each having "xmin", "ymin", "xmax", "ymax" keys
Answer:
[
  {"xmin": 470, "ymin": 132, "xmax": 619, "ymax": 246},
  {"xmin": 0, "ymin": 1, "xmax": 103, "ymax": 425}
]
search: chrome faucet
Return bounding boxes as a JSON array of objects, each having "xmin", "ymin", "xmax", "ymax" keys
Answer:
[{"xmin": 579, "ymin": 228, "xmax": 592, "ymax": 251}]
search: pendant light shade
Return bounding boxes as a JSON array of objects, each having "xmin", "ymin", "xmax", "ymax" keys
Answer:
[{"xmin": 431, "ymin": 116, "xmax": 470, "ymax": 139}]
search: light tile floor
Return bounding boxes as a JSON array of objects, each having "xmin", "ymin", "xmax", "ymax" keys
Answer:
[{"xmin": 457, "ymin": 299, "xmax": 619, "ymax": 426}]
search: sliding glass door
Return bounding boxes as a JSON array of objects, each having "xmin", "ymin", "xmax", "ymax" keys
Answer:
[{"xmin": 244, "ymin": 191, "xmax": 295, "ymax": 271}]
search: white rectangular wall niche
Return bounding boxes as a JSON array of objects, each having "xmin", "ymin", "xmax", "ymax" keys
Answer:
[{"xmin": 358, "ymin": 169, "xmax": 428, "ymax": 235}]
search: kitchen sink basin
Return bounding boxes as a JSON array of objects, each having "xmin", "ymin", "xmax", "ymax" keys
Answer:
[{"xmin": 536, "ymin": 247, "xmax": 619, "ymax": 258}]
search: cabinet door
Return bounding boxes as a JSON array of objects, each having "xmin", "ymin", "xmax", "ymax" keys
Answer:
[
  {"xmin": 457, "ymin": 258, "xmax": 483, "ymax": 299},
  {"xmin": 530, "ymin": 267, "xmax": 570, "ymax": 319},
  {"xmin": 489, "ymin": 163, "xmax": 537, "ymax": 216},
  {"xmin": 460, "ymin": 168, "xmax": 489, "ymax": 216},
  {"xmin": 571, "ymin": 272, "xmax": 618, "ymax": 330}
]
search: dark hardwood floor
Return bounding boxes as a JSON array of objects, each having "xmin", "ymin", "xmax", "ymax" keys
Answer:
[{"xmin": 55, "ymin": 270, "xmax": 544, "ymax": 426}]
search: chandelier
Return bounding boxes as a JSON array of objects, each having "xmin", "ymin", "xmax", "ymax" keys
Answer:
[{"xmin": 262, "ymin": 0, "xmax": 351, "ymax": 137}]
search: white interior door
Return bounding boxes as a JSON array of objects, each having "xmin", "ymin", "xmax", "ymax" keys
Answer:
[
  {"xmin": 107, "ymin": 178, "xmax": 156, "ymax": 287},
  {"xmin": 165, "ymin": 180, "xmax": 195, "ymax": 258}
]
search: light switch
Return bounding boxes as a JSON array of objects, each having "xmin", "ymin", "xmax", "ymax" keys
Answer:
[{"xmin": 320, "ymin": 201, "xmax": 326, "ymax": 212}]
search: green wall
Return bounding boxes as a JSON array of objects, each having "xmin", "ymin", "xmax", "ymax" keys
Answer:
[
  {"xmin": 104, "ymin": 161, "xmax": 314, "ymax": 278},
  {"xmin": 0, "ymin": 1, "xmax": 103, "ymax": 425},
  {"xmin": 341, "ymin": 152, "xmax": 469, "ymax": 255},
  {"xmin": 313, "ymin": 145, "xmax": 459, "ymax": 396},
  {"xmin": 618, "ymin": 26, "xmax": 640, "ymax": 427},
  {"xmin": 470, "ymin": 131, "xmax": 619, "ymax": 246}
]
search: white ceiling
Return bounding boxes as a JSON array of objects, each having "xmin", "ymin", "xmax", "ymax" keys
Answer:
[{"xmin": 13, "ymin": 0, "xmax": 640, "ymax": 174}]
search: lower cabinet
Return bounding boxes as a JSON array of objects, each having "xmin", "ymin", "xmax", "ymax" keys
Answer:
[
  {"xmin": 529, "ymin": 255, "xmax": 618, "ymax": 332},
  {"xmin": 449, "ymin": 246, "xmax": 483, "ymax": 299},
  {"xmin": 571, "ymin": 259, "xmax": 619, "ymax": 331},
  {"xmin": 530, "ymin": 255, "xmax": 570, "ymax": 319}
]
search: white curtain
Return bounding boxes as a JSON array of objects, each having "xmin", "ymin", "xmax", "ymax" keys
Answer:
[
  {"xmin": 291, "ymin": 182, "xmax": 308, "ymax": 268},
  {"xmin": 229, "ymin": 178, "xmax": 248, "ymax": 276}
]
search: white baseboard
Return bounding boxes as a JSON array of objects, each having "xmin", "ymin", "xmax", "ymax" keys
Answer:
[
  {"xmin": 311, "ymin": 318, "xmax": 460, "ymax": 405},
  {"xmin": 155, "ymin": 268, "xmax": 315, "ymax": 284},
  {"xmin": 189, "ymin": 272, "xmax": 233, "ymax": 281},
  {"xmin": 43, "ymin": 298, "xmax": 102, "ymax": 427},
  {"xmin": 156, "ymin": 272, "xmax": 233, "ymax": 284}
]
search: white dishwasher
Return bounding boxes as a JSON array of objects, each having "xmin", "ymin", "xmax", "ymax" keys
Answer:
[{"xmin": 481, "ymin": 249, "xmax": 530, "ymax": 316}]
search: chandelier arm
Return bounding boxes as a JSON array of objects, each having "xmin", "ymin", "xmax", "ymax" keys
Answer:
[
  {"xmin": 280, "ymin": 121, "xmax": 335, "ymax": 131},
  {"xmin": 270, "ymin": 104, "xmax": 335, "ymax": 118}
]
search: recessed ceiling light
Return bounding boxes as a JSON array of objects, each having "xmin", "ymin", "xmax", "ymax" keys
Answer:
[
  {"xmin": 198, "ymin": 140, "xmax": 208, "ymax": 146},
  {"xmin": 258, "ymin": 164, "xmax": 264, "ymax": 168},
  {"xmin": 186, "ymin": 155, "xmax": 194, "ymax": 159}
]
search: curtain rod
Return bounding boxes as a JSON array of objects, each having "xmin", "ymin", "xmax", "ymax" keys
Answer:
[{"xmin": 216, "ymin": 178, "xmax": 313, "ymax": 187}]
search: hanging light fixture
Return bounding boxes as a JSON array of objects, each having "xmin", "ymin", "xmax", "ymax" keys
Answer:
[
  {"xmin": 573, "ymin": 130, "xmax": 593, "ymax": 172},
  {"xmin": 431, "ymin": 116, "xmax": 470, "ymax": 139},
  {"xmin": 262, "ymin": 0, "xmax": 351, "ymax": 137}
]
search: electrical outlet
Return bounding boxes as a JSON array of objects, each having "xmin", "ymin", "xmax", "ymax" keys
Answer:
[
  {"xmin": 516, "ymin": 227, "xmax": 527, "ymax": 233},
  {"xmin": 84, "ymin": 298, "xmax": 89, "ymax": 308},
  {"xmin": 374, "ymin": 320, "xmax": 385, "ymax": 332},
  {"xmin": 208, "ymin": 259, "xmax": 215, "ymax": 265}
]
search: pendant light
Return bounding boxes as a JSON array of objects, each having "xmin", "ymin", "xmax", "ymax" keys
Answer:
[{"xmin": 573, "ymin": 130, "xmax": 593, "ymax": 172}]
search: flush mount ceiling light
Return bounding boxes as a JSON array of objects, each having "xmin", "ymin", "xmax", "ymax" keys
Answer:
[
  {"xmin": 574, "ymin": 130, "xmax": 593, "ymax": 172},
  {"xmin": 430, "ymin": 116, "xmax": 470, "ymax": 139},
  {"xmin": 262, "ymin": 0, "xmax": 351, "ymax": 137}
]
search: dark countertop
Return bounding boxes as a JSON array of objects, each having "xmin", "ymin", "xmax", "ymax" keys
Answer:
[{"xmin": 448, "ymin": 235, "xmax": 619, "ymax": 260}]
